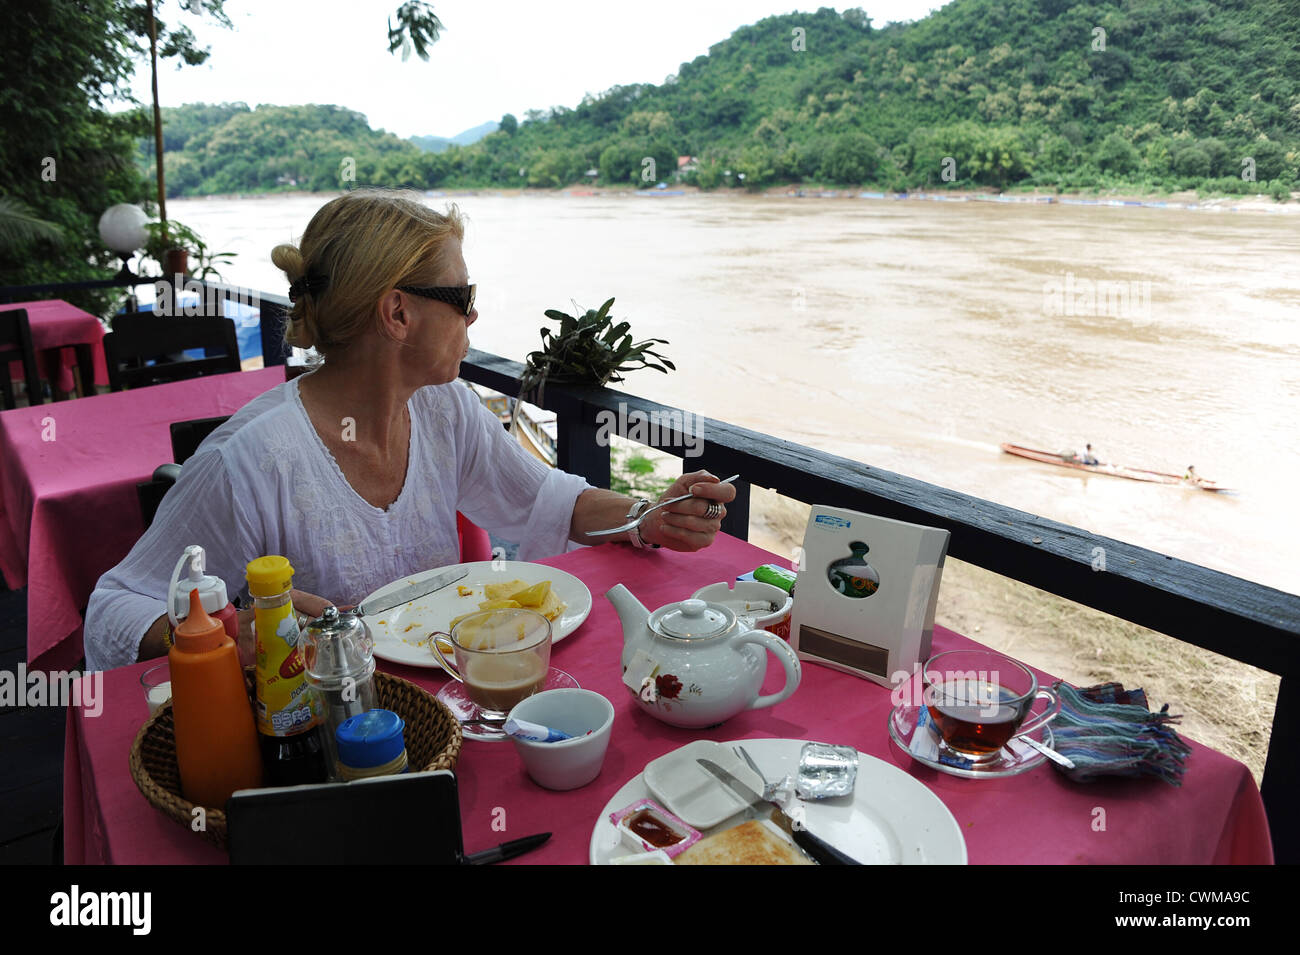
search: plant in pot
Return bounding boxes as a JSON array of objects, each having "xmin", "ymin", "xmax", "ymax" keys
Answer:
[
  {"xmin": 143, "ymin": 219, "xmax": 236, "ymax": 283},
  {"xmin": 514, "ymin": 297, "xmax": 674, "ymax": 461},
  {"xmin": 517, "ymin": 297, "xmax": 674, "ymax": 406}
]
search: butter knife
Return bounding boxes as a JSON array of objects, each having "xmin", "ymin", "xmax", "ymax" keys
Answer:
[
  {"xmin": 697, "ymin": 759, "xmax": 862, "ymax": 865},
  {"xmin": 356, "ymin": 568, "xmax": 470, "ymax": 617}
]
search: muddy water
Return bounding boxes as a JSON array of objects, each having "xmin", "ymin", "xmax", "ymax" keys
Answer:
[{"xmin": 170, "ymin": 193, "xmax": 1300, "ymax": 595}]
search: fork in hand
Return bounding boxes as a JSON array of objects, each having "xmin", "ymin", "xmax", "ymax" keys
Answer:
[{"xmin": 586, "ymin": 475, "xmax": 739, "ymax": 538}]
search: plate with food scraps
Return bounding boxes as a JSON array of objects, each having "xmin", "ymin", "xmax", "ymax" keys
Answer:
[
  {"xmin": 589, "ymin": 737, "xmax": 967, "ymax": 865},
  {"xmin": 365, "ymin": 561, "xmax": 593, "ymax": 668}
]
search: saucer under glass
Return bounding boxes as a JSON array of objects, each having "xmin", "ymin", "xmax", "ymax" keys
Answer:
[
  {"xmin": 435, "ymin": 667, "xmax": 579, "ymax": 742},
  {"xmin": 887, "ymin": 702, "xmax": 1055, "ymax": 778}
]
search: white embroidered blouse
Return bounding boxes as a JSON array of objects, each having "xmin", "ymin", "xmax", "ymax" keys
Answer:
[{"xmin": 83, "ymin": 375, "xmax": 590, "ymax": 671}]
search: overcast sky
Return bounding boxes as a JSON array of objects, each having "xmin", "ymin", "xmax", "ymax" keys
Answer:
[{"xmin": 119, "ymin": 0, "xmax": 953, "ymax": 139}]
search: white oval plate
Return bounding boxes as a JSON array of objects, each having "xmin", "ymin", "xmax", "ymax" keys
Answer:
[
  {"xmin": 590, "ymin": 738, "xmax": 967, "ymax": 865},
  {"xmin": 364, "ymin": 561, "xmax": 593, "ymax": 668}
]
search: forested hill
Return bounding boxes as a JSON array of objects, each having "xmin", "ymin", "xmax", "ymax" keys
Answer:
[{"xmin": 153, "ymin": 0, "xmax": 1300, "ymax": 197}]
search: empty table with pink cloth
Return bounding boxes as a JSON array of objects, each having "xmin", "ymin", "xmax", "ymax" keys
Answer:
[
  {"xmin": 0, "ymin": 366, "xmax": 286, "ymax": 671},
  {"xmin": 62, "ymin": 533, "xmax": 1273, "ymax": 864},
  {"xmin": 2, "ymin": 299, "xmax": 111, "ymax": 395}
]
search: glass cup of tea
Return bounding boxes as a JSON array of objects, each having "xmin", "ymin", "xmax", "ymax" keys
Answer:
[
  {"xmin": 431, "ymin": 608, "xmax": 552, "ymax": 719},
  {"xmin": 922, "ymin": 649, "xmax": 1060, "ymax": 762}
]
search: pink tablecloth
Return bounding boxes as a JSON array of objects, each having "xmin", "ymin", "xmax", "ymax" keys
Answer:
[
  {"xmin": 0, "ymin": 366, "xmax": 286, "ymax": 670},
  {"xmin": 2, "ymin": 299, "xmax": 110, "ymax": 394},
  {"xmin": 63, "ymin": 534, "xmax": 1273, "ymax": 865}
]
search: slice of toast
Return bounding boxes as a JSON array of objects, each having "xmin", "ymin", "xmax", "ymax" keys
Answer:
[{"xmin": 673, "ymin": 820, "xmax": 814, "ymax": 866}]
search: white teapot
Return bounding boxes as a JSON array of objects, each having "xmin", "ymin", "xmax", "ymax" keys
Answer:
[{"xmin": 606, "ymin": 584, "xmax": 801, "ymax": 729}]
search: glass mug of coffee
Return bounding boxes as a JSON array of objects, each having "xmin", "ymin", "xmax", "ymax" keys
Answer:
[
  {"xmin": 922, "ymin": 649, "xmax": 1060, "ymax": 761},
  {"xmin": 431, "ymin": 608, "xmax": 552, "ymax": 718}
]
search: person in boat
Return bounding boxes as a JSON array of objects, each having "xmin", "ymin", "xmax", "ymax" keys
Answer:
[
  {"xmin": 1184, "ymin": 465, "xmax": 1201, "ymax": 483},
  {"xmin": 1081, "ymin": 443, "xmax": 1100, "ymax": 466},
  {"xmin": 83, "ymin": 190, "xmax": 735, "ymax": 671}
]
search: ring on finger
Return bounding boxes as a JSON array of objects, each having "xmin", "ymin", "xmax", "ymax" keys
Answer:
[{"xmin": 703, "ymin": 501, "xmax": 723, "ymax": 520}]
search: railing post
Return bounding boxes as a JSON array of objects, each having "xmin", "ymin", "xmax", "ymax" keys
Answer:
[
  {"xmin": 1261, "ymin": 677, "xmax": 1297, "ymax": 863},
  {"xmin": 553, "ymin": 397, "xmax": 610, "ymax": 490}
]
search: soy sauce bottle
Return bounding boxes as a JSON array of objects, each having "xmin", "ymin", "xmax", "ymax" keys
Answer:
[{"xmin": 246, "ymin": 555, "xmax": 327, "ymax": 786}]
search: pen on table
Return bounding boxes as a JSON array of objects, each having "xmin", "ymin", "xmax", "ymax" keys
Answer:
[{"xmin": 464, "ymin": 831, "xmax": 551, "ymax": 865}]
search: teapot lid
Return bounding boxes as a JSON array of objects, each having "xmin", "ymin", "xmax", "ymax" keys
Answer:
[
  {"xmin": 300, "ymin": 605, "xmax": 375, "ymax": 684},
  {"xmin": 652, "ymin": 599, "xmax": 733, "ymax": 640}
]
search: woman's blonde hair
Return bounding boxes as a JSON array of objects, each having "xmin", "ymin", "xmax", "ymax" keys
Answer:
[{"xmin": 271, "ymin": 189, "xmax": 465, "ymax": 355}]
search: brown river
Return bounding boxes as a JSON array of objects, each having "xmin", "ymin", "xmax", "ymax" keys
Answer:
[{"xmin": 168, "ymin": 192, "xmax": 1300, "ymax": 596}]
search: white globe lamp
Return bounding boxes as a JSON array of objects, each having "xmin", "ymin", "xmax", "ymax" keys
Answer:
[{"xmin": 98, "ymin": 204, "xmax": 149, "ymax": 279}]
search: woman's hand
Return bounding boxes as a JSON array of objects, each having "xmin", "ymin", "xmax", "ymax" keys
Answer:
[
  {"xmin": 235, "ymin": 588, "xmax": 337, "ymax": 668},
  {"xmin": 640, "ymin": 470, "xmax": 736, "ymax": 552}
]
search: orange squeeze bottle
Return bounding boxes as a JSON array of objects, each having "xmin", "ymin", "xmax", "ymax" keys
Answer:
[{"xmin": 169, "ymin": 588, "xmax": 264, "ymax": 807}]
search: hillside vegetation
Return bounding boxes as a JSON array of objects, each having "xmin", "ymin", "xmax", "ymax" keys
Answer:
[{"xmin": 150, "ymin": 0, "xmax": 1300, "ymax": 198}]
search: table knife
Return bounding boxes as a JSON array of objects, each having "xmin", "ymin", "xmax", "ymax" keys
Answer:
[
  {"xmin": 355, "ymin": 568, "xmax": 470, "ymax": 617},
  {"xmin": 697, "ymin": 758, "xmax": 862, "ymax": 865}
]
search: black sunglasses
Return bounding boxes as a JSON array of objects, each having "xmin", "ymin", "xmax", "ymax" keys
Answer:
[{"xmin": 397, "ymin": 284, "xmax": 476, "ymax": 317}]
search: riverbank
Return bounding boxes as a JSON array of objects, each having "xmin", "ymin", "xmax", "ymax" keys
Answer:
[
  {"xmin": 176, "ymin": 181, "xmax": 1298, "ymax": 214},
  {"xmin": 745, "ymin": 486, "xmax": 1276, "ymax": 785}
]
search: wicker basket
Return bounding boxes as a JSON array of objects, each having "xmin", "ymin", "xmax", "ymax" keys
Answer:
[{"xmin": 129, "ymin": 671, "xmax": 463, "ymax": 850}]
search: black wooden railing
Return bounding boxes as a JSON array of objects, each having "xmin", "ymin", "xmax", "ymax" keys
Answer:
[{"xmin": 8, "ymin": 274, "xmax": 1297, "ymax": 862}]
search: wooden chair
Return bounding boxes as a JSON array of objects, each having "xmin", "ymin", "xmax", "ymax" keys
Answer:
[
  {"xmin": 0, "ymin": 308, "xmax": 45, "ymax": 409},
  {"xmin": 104, "ymin": 314, "xmax": 241, "ymax": 391}
]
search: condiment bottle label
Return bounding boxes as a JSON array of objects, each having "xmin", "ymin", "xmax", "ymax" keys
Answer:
[{"xmin": 254, "ymin": 601, "xmax": 322, "ymax": 737}]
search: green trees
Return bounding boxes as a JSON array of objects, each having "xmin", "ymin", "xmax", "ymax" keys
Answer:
[
  {"xmin": 98, "ymin": 0, "xmax": 1300, "ymax": 199},
  {"xmin": 818, "ymin": 132, "xmax": 882, "ymax": 185},
  {"xmin": 1096, "ymin": 133, "xmax": 1140, "ymax": 175},
  {"xmin": 0, "ymin": 0, "xmax": 149, "ymax": 311}
]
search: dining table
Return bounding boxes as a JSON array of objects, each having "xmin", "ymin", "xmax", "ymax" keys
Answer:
[
  {"xmin": 62, "ymin": 532, "xmax": 1274, "ymax": 865},
  {"xmin": 0, "ymin": 366, "xmax": 286, "ymax": 672},
  {"xmin": 1, "ymin": 299, "xmax": 110, "ymax": 397}
]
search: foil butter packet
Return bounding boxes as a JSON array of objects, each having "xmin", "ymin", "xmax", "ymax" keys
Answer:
[{"xmin": 796, "ymin": 742, "xmax": 859, "ymax": 799}]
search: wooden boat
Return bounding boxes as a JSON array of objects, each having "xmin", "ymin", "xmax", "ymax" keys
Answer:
[
  {"xmin": 462, "ymin": 381, "xmax": 556, "ymax": 466},
  {"xmin": 1000, "ymin": 443, "xmax": 1229, "ymax": 491},
  {"xmin": 464, "ymin": 382, "xmax": 511, "ymax": 426},
  {"xmin": 514, "ymin": 400, "xmax": 557, "ymax": 467}
]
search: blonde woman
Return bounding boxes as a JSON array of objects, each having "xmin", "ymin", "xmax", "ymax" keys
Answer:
[{"xmin": 84, "ymin": 190, "xmax": 733, "ymax": 671}]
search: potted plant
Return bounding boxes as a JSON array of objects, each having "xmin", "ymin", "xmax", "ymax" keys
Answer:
[
  {"xmin": 518, "ymin": 297, "xmax": 674, "ymax": 403},
  {"xmin": 143, "ymin": 219, "xmax": 236, "ymax": 282}
]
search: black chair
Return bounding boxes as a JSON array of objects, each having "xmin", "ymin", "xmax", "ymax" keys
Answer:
[
  {"xmin": 171, "ymin": 414, "xmax": 232, "ymax": 464},
  {"xmin": 135, "ymin": 415, "xmax": 234, "ymax": 527},
  {"xmin": 0, "ymin": 308, "xmax": 45, "ymax": 409},
  {"xmin": 104, "ymin": 314, "xmax": 241, "ymax": 391}
]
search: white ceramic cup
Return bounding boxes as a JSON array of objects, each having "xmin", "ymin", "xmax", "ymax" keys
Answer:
[
  {"xmin": 507, "ymin": 689, "xmax": 615, "ymax": 791},
  {"xmin": 691, "ymin": 580, "xmax": 793, "ymax": 641}
]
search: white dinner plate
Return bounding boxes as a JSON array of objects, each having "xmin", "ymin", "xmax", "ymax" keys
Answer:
[
  {"xmin": 589, "ymin": 738, "xmax": 967, "ymax": 865},
  {"xmin": 364, "ymin": 561, "xmax": 593, "ymax": 668}
]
